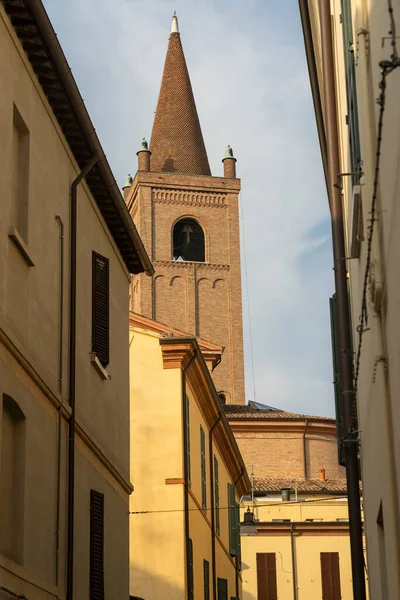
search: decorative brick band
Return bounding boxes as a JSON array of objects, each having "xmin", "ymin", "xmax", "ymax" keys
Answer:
[
  {"xmin": 153, "ymin": 188, "xmax": 227, "ymax": 208},
  {"xmin": 154, "ymin": 260, "xmax": 230, "ymax": 272}
]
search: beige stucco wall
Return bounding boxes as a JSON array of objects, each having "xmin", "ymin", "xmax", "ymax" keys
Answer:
[
  {"xmin": 0, "ymin": 6, "xmax": 132, "ymax": 600},
  {"xmin": 241, "ymin": 500, "xmax": 358, "ymax": 600},
  {"xmin": 307, "ymin": 0, "xmax": 400, "ymax": 597}
]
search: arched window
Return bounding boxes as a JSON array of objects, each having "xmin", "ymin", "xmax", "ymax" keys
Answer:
[
  {"xmin": 218, "ymin": 393, "xmax": 226, "ymax": 406},
  {"xmin": 173, "ymin": 218, "xmax": 205, "ymax": 262}
]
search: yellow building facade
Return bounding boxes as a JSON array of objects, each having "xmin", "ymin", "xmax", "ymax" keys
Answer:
[
  {"xmin": 0, "ymin": 2, "xmax": 151, "ymax": 600},
  {"xmin": 129, "ymin": 314, "xmax": 250, "ymax": 600},
  {"xmin": 241, "ymin": 496, "xmax": 356, "ymax": 600}
]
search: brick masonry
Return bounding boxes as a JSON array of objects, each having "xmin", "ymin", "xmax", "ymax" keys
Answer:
[{"xmin": 127, "ymin": 171, "xmax": 246, "ymax": 404}]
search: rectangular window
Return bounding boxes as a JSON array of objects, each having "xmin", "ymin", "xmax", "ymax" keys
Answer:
[
  {"xmin": 341, "ymin": 0, "xmax": 361, "ymax": 184},
  {"xmin": 217, "ymin": 578, "xmax": 228, "ymax": 600},
  {"xmin": 12, "ymin": 105, "xmax": 30, "ymax": 241},
  {"xmin": 228, "ymin": 482, "xmax": 237, "ymax": 556},
  {"xmin": 257, "ymin": 553, "xmax": 277, "ymax": 600},
  {"xmin": 92, "ymin": 252, "xmax": 110, "ymax": 368},
  {"xmin": 188, "ymin": 538, "xmax": 194, "ymax": 600},
  {"xmin": 200, "ymin": 425, "xmax": 206, "ymax": 510},
  {"xmin": 214, "ymin": 455, "xmax": 220, "ymax": 535},
  {"xmin": 320, "ymin": 552, "xmax": 341, "ymax": 600},
  {"xmin": 90, "ymin": 490, "xmax": 104, "ymax": 600},
  {"xmin": 203, "ymin": 559, "xmax": 210, "ymax": 600},
  {"xmin": 185, "ymin": 394, "xmax": 191, "ymax": 486}
]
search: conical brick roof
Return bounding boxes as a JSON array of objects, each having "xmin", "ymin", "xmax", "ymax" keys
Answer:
[{"xmin": 149, "ymin": 19, "xmax": 211, "ymax": 176}]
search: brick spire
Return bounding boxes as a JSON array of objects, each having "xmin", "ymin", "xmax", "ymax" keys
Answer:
[{"xmin": 149, "ymin": 15, "xmax": 211, "ymax": 176}]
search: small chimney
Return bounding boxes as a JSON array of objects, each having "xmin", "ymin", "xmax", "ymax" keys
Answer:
[
  {"xmin": 281, "ymin": 488, "xmax": 291, "ymax": 502},
  {"xmin": 222, "ymin": 145, "xmax": 237, "ymax": 178},
  {"xmin": 137, "ymin": 138, "xmax": 151, "ymax": 171},
  {"xmin": 319, "ymin": 468, "xmax": 326, "ymax": 482}
]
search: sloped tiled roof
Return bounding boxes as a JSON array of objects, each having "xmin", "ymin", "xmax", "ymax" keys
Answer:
[
  {"xmin": 254, "ymin": 476, "xmax": 347, "ymax": 494},
  {"xmin": 224, "ymin": 403, "xmax": 335, "ymax": 422},
  {"xmin": 149, "ymin": 22, "xmax": 211, "ymax": 176}
]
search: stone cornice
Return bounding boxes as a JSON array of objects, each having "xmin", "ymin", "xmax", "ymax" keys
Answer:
[
  {"xmin": 153, "ymin": 187, "xmax": 227, "ymax": 209},
  {"xmin": 255, "ymin": 521, "xmax": 353, "ymax": 536},
  {"xmin": 154, "ymin": 260, "xmax": 230, "ymax": 272},
  {"xmin": 229, "ymin": 419, "xmax": 337, "ymax": 437}
]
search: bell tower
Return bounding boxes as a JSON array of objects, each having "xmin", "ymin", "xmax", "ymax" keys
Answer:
[{"xmin": 126, "ymin": 15, "xmax": 245, "ymax": 404}]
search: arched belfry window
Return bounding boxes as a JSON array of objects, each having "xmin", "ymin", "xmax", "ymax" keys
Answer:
[{"xmin": 173, "ymin": 218, "xmax": 205, "ymax": 262}]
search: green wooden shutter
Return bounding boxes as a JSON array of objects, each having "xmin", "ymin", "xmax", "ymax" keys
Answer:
[
  {"xmin": 185, "ymin": 395, "xmax": 191, "ymax": 486},
  {"xmin": 200, "ymin": 426, "xmax": 207, "ymax": 510},
  {"xmin": 92, "ymin": 252, "xmax": 109, "ymax": 368},
  {"xmin": 203, "ymin": 559, "xmax": 210, "ymax": 600},
  {"xmin": 329, "ymin": 295, "xmax": 346, "ymax": 466},
  {"xmin": 214, "ymin": 455, "xmax": 220, "ymax": 535},
  {"xmin": 228, "ymin": 483, "xmax": 237, "ymax": 556},
  {"xmin": 217, "ymin": 578, "xmax": 228, "ymax": 600},
  {"xmin": 235, "ymin": 502, "xmax": 242, "ymax": 571},
  {"xmin": 188, "ymin": 538, "xmax": 194, "ymax": 600},
  {"xmin": 90, "ymin": 490, "xmax": 104, "ymax": 600},
  {"xmin": 340, "ymin": 0, "xmax": 361, "ymax": 183}
]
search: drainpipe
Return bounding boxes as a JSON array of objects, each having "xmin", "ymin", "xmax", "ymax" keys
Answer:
[
  {"xmin": 67, "ymin": 155, "xmax": 98, "ymax": 600},
  {"xmin": 318, "ymin": 2, "xmax": 366, "ymax": 599},
  {"xmin": 302, "ymin": 419, "xmax": 308, "ymax": 479},
  {"xmin": 290, "ymin": 524, "xmax": 298, "ymax": 600},
  {"xmin": 55, "ymin": 215, "xmax": 64, "ymax": 589},
  {"xmin": 181, "ymin": 350, "xmax": 197, "ymax": 600},
  {"xmin": 209, "ymin": 412, "xmax": 222, "ymax": 600}
]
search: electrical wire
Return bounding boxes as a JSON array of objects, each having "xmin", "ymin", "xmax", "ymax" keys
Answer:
[
  {"xmin": 353, "ymin": 28, "xmax": 400, "ymax": 395},
  {"xmin": 239, "ymin": 190, "xmax": 257, "ymax": 402},
  {"xmin": 128, "ymin": 494, "xmax": 348, "ymax": 514}
]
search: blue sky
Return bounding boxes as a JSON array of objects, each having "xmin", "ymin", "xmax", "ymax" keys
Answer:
[{"xmin": 43, "ymin": 0, "xmax": 335, "ymax": 416}]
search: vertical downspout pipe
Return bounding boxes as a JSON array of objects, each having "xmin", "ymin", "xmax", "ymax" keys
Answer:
[
  {"xmin": 181, "ymin": 351, "xmax": 197, "ymax": 600},
  {"xmin": 318, "ymin": 3, "xmax": 366, "ymax": 599},
  {"xmin": 55, "ymin": 215, "xmax": 64, "ymax": 589},
  {"xmin": 302, "ymin": 419, "xmax": 308, "ymax": 479},
  {"xmin": 67, "ymin": 155, "xmax": 98, "ymax": 600},
  {"xmin": 290, "ymin": 524, "xmax": 297, "ymax": 600},
  {"xmin": 209, "ymin": 413, "xmax": 222, "ymax": 600}
]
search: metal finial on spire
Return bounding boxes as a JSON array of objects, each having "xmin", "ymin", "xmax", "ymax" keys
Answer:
[
  {"xmin": 224, "ymin": 145, "xmax": 235, "ymax": 159},
  {"xmin": 124, "ymin": 173, "xmax": 133, "ymax": 187},
  {"xmin": 139, "ymin": 137, "xmax": 149, "ymax": 151},
  {"xmin": 171, "ymin": 13, "xmax": 179, "ymax": 34}
]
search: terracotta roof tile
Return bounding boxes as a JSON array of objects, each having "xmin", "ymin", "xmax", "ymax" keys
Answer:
[
  {"xmin": 223, "ymin": 403, "xmax": 335, "ymax": 422},
  {"xmin": 150, "ymin": 29, "xmax": 211, "ymax": 176},
  {"xmin": 253, "ymin": 476, "xmax": 347, "ymax": 493}
]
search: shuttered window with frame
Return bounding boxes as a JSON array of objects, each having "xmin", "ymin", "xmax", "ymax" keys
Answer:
[
  {"xmin": 235, "ymin": 503, "xmax": 242, "ymax": 571},
  {"xmin": 203, "ymin": 559, "xmax": 210, "ymax": 600},
  {"xmin": 92, "ymin": 252, "xmax": 109, "ymax": 368},
  {"xmin": 90, "ymin": 490, "xmax": 104, "ymax": 600},
  {"xmin": 200, "ymin": 425, "xmax": 207, "ymax": 510},
  {"xmin": 185, "ymin": 394, "xmax": 191, "ymax": 487},
  {"xmin": 188, "ymin": 538, "xmax": 194, "ymax": 600},
  {"xmin": 228, "ymin": 483, "xmax": 237, "ymax": 556},
  {"xmin": 214, "ymin": 455, "xmax": 220, "ymax": 535},
  {"xmin": 329, "ymin": 294, "xmax": 345, "ymax": 466},
  {"xmin": 217, "ymin": 578, "xmax": 228, "ymax": 600},
  {"xmin": 320, "ymin": 552, "xmax": 341, "ymax": 600},
  {"xmin": 256, "ymin": 553, "xmax": 277, "ymax": 600},
  {"xmin": 341, "ymin": 0, "xmax": 361, "ymax": 184}
]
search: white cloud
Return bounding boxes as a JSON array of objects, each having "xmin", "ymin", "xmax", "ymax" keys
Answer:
[{"xmin": 43, "ymin": 0, "xmax": 335, "ymax": 416}]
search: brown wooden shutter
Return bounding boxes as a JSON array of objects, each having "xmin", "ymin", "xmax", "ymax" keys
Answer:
[
  {"xmin": 203, "ymin": 559, "xmax": 210, "ymax": 600},
  {"xmin": 256, "ymin": 553, "xmax": 277, "ymax": 600},
  {"xmin": 92, "ymin": 252, "xmax": 109, "ymax": 367},
  {"xmin": 188, "ymin": 538, "xmax": 194, "ymax": 600},
  {"xmin": 90, "ymin": 490, "xmax": 104, "ymax": 600},
  {"xmin": 321, "ymin": 552, "xmax": 341, "ymax": 600}
]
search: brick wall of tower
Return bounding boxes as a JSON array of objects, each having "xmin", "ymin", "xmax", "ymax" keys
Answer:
[{"xmin": 128, "ymin": 171, "xmax": 245, "ymax": 404}]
